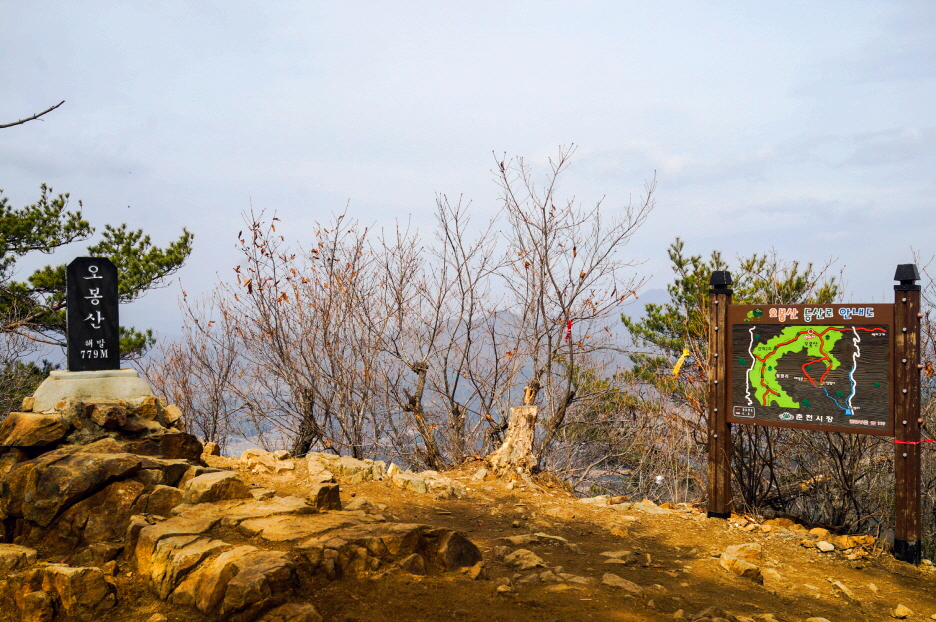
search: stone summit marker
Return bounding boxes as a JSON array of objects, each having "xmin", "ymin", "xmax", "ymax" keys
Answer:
[
  {"xmin": 27, "ymin": 256, "xmax": 154, "ymax": 412},
  {"xmin": 66, "ymin": 256, "xmax": 120, "ymax": 371}
]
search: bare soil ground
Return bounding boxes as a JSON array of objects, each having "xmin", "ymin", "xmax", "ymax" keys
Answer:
[
  {"xmin": 17, "ymin": 456, "xmax": 935, "ymax": 622},
  {"xmin": 215, "ymin": 457, "xmax": 936, "ymax": 622}
]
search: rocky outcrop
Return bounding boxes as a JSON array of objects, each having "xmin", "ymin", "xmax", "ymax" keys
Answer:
[
  {"xmin": 122, "ymin": 494, "xmax": 481, "ymax": 619},
  {"xmin": 389, "ymin": 469, "xmax": 468, "ymax": 500},
  {"xmin": 0, "ymin": 385, "xmax": 211, "ymax": 620},
  {"xmin": 305, "ymin": 452, "xmax": 385, "ymax": 484},
  {"xmin": 0, "ymin": 432, "xmax": 205, "ymax": 558},
  {"xmin": 14, "ymin": 395, "xmax": 193, "ymax": 450},
  {"xmin": 2, "ymin": 446, "xmax": 157, "ymax": 526},
  {"xmin": 0, "ymin": 385, "xmax": 203, "ymax": 550},
  {"xmin": 0, "ymin": 397, "xmax": 484, "ymax": 622}
]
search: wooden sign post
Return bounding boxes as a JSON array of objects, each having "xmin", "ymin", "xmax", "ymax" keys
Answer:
[
  {"xmin": 706, "ymin": 264, "xmax": 923, "ymax": 564},
  {"xmin": 707, "ymin": 271, "xmax": 733, "ymax": 519},
  {"xmin": 893, "ymin": 264, "xmax": 922, "ymax": 565},
  {"xmin": 66, "ymin": 257, "xmax": 120, "ymax": 371}
]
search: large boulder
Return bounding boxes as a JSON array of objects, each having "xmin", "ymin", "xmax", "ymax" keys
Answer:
[
  {"xmin": 41, "ymin": 565, "xmax": 116, "ymax": 616},
  {"xmin": 149, "ymin": 536, "xmax": 232, "ymax": 600},
  {"xmin": 306, "ymin": 483, "xmax": 341, "ymax": 511},
  {"xmin": 1, "ymin": 450, "xmax": 158, "ymax": 526},
  {"xmin": 46, "ymin": 479, "xmax": 146, "ymax": 550},
  {"xmin": 181, "ymin": 472, "xmax": 252, "ymax": 505},
  {"xmin": 0, "ymin": 413, "xmax": 70, "ymax": 448},
  {"xmin": 0, "ymin": 544, "xmax": 37, "ymax": 575}
]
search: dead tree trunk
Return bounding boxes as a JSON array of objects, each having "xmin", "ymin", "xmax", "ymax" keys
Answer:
[
  {"xmin": 486, "ymin": 383, "xmax": 539, "ymax": 475},
  {"xmin": 403, "ymin": 361, "xmax": 446, "ymax": 470},
  {"xmin": 289, "ymin": 387, "xmax": 327, "ymax": 458}
]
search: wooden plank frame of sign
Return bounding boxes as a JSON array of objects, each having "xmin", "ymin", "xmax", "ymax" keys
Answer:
[
  {"xmin": 893, "ymin": 264, "xmax": 922, "ymax": 565},
  {"xmin": 707, "ymin": 271, "xmax": 733, "ymax": 519}
]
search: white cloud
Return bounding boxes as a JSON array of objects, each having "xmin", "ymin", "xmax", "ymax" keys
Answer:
[{"xmin": 2, "ymin": 0, "xmax": 934, "ymax": 334}]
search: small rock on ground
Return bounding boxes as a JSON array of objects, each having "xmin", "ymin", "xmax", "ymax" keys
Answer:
[
  {"xmin": 832, "ymin": 580, "xmax": 860, "ymax": 605},
  {"xmin": 503, "ymin": 549, "xmax": 545, "ymax": 570},
  {"xmin": 601, "ymin": 573, "xmax": 643, "ymax": 594}
]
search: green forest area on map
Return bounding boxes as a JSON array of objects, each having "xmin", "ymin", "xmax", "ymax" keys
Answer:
[{"xmin": 730, "ymin": 324, "xmax": 890, "ymax": 427}]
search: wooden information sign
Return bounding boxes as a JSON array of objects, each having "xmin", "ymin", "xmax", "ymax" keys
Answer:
[
  {"xmin": 707, "ymin": 266, "xmax": 922, "ymax": 565},
  {"xmin": 66, "ymin": 256, "xmax": 120, "ymax": 371},
  {"xmin": 726, "ymin": 303, "xmax": 894, "ymax": 435}
]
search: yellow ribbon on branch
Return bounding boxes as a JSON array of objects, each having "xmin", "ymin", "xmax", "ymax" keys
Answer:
[{"xmin": 672, "ymin": 348, "xmax": 690, "ymax": 376}]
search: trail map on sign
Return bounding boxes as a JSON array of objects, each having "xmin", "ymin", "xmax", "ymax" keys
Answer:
[{"xmin": 727, "ymin": 305, "xmax": 893, "ymax": 434}]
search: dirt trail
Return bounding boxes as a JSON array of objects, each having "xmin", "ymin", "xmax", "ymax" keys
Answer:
[{"xmin": 213, "ymin": 456, "xmax": 936, "ymax": 622}]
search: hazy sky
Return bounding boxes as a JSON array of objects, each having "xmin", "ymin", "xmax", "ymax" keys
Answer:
[{"xmin": 2, "ymin": 1, "xmax": 935, "ymax": 350}]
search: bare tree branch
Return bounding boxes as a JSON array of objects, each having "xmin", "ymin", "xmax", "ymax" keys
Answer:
[{"xmin": 0, "ymin": 100, "xmax": 65, "ymax": 129}]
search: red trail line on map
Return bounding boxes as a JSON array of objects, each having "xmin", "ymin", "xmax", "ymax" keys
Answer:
[{"xmin": 753, "ymin": 326, "xmax": 888, "ymax": 406}]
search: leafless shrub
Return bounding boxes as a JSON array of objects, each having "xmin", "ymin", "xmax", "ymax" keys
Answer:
[
  {"xmin": 139, "ymin": 295, "xmax": 246, "ymax": 453},
  {"xmin": 149, "ymin": 147, "xmax": 657, "ymax": 478}
]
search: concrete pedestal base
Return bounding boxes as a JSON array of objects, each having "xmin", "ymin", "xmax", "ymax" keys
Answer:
[{"xmin": 32, "ymin": 369, "xmax": 155, "ymax": 412}]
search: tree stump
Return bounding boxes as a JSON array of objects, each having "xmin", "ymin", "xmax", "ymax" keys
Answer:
[{"xmin": 486, "ymin": 405, "xmax": 537, "ymax": 475}]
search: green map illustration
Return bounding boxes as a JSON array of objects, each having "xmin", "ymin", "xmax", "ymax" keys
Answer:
[{"xmin": 731, "ymin": 324, "xmax": 890, "ymax": 429}]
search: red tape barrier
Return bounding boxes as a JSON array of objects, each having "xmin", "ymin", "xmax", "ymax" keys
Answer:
[{"xmin": 895, "ymin": 439, "xmax": 936, "ymax": 444}]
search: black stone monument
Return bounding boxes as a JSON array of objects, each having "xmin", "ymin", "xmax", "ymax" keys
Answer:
[{"xmin": 66, "ymin": 257, "xmax": 120, "ymax": 371}]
